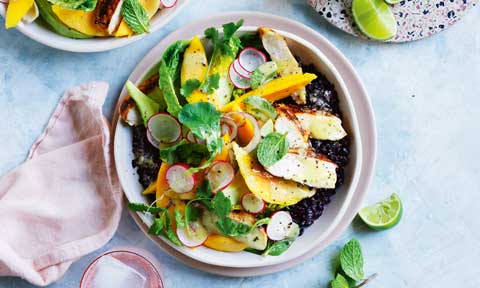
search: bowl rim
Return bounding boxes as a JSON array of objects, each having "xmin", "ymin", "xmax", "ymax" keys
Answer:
[
  {"xmin": 0, "ymin": 0, "xmax": 189, "ymax": 53},
  {"xmin": 113, "ymin": 22, "xmax": 365, "ymax": 268}
]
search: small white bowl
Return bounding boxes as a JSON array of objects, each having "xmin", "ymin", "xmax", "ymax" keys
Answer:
[
  {"xmin": 114, "ymin": 26, "xmax": 363, "ymax": 268},
  {"xmin": 0, "ymin": 0, "xmax": 188, "ymax": 52}
]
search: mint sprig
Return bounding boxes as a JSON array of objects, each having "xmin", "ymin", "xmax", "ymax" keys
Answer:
[
  {"xmin": 340, "ymin": 239, "xmax": 364, "ymax": 281},
  {"xmin": 121, "ymin": 0, "xmax": 150, "ymax": 34}
]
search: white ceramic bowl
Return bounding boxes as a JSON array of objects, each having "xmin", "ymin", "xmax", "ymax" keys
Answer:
[
  {"xmin": 0, "ymin": 0, "xmax": 188, "ymax": 52},
  {"xmin": 114, "ymin": 26, "xmax": 363, "ymax": 268}
]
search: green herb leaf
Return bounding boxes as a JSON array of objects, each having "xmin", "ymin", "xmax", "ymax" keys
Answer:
[
  {"xmin": 257, "ymin": 132, "xmax": 289, "ymax": 167},
  {"xmin": 243, "ymin": 96, "xmax": 277, "ymax": 122},
  {"xmin": 178, "ymin": 102, "xmax": 222, "ymax": 156},
  {"xmin": 181, "ymin": 79, "xmax": 201, "ymax": 98},
  {"xmin": 159, "ymin": 40, "xmax": 190, "ymax": 117},
  {"xmin": 213, "ymin": 191, "xmax": 232, "ymax": 218},
  {"xmin": 263, "ymin": 240, "xmax": 293, "ymax": 256},
  {"xmin": 249, "ymin": 62, "xmax": 278, "ymax": 90},
  {"xmin": 200, "ymin": 73, "xmax": 220, "ymax": 94},
  {"xmin": 249, "ymin": 217, "xmax": 270, "ymax": 233},
  {"xmin": 128, "ymin": 202, "xmax": 165, "ymax": 214},
  {"xmin": 331, "ymin": 274, "xmax": 349, "ymax": 288},
  {"xmin": 212, "ymin": 191, "xmax": 250, "ymax": 237},
  {"xmin": 340, "ymin": 239, "xmax": 364, "ymax": 281},
  {"xmin": 148, "ymin": 218, "xmax": 164, "ymax": 235},
  {"xmin": 220, "ymin": 20, "xmax": 244, "ymax": 57},
  {"xmin": 47, "ymin": 0, "xmax": 97, "ymax": 11},
  {"xmin": 195, "ymin": 180, "xmax": 213, "ymax": 199},
  {"xmin": 121, "ymin": 0, "xmax": 150, "ymax": 34},
  {"xmin": 159, "ymin": 139, "xmax": 209, "ymax": 167},
  {"xmin": 163, "ymin": 212, "xmax": 182, "ymax": 246},
  {"xmin": 186, "ymin": 205, "xmax": 203, "ymax": 222},
  {"xmin": 174, "ymin": 210, "xmax": 185, "ymax": 228}
]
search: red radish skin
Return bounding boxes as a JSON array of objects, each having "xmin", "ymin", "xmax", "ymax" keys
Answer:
[
  {"xmin": 266, "ymin": 211, "xmax": 294, "ymax": 241},
  {"xmin": 166, "ymin": 163, "xmax": 197, "ymax": 194},
  {"xmin": 241, "ymin": 193, "xmax": 265, "ymax": 214},
  {"xmin": 206, "ymin": 161, "xmax": 235, "ymax": 193},
  {"xmin": 232, "ymin": 59, "xmax": 252, "ymax": 79},
  {"xmin": 160, "ymin": 0, "xmax": 177, "ymax": 8},
  {"xmin": 229, "ymin": 62, "xmax": 251, "ymax": 89},
  {"xmin": 147, "ymin": 113, "xmax": 182, "ymax": 144},
  {"xmin": 176, "ymin": 222, "xmax": 208, "ymax": 247},
  {"xmin": 238, "ymin": 47, "xmax": 267, "ymax": 72}
]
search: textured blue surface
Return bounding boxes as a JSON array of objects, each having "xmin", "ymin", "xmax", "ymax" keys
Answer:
[{"xmin": 1, "ymin": 0, "xmax": 480, "ymax": 287}]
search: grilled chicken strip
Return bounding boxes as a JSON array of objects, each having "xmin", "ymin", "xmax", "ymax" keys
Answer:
[
  {"xmin": 259, "ymin": 27, "xmax": 306, "ymax": 104},
  {"xmin": 95, "ymin": 0, "xmax": 124, "ymax": 34},
  {"xmin": 274, "ymin": 104, "xmax": 310, "ymax": 149}
]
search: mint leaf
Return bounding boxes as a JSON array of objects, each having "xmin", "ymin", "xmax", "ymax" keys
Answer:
[
  {"xmin": 331, "ymin": 274, "xmax": 349, "ymax": 288},
  {"xmin": 340, "ymin": 239, "xmax": 364, "ymax": 281},
  {"xmin": 181, "ymin": 79, "xmax": 201, "ymax": 97},
  {"xmin": 257, "ymin": 132, "xmax": 289, "ymax": 167},
  {"xmin": 263, "ymin": 240, "xmax": 292, "ymax": 256},
  {"xmin": 121, "ymin": 0, "xmax": 150, "ymax": 34},
  {"xmin": 200, "ymin": 73, "xmax": 220, "ymax": 94}
]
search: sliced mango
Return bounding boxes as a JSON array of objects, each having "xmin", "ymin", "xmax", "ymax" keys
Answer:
[
  {"xmin": 232, "ymin": 143, "xmax": 315, "ymax": 205},
  {"xmin": 181, "ymin": 36, "xmax": 208, "ymax": 84},
  {"xmin": 51, "ymin": 5, "xmax": 107, "ymax": 36},
  {"xmin": 214, "ymin": 134, "xmax": 231, "ymax": 162},
  {"xmin": 156, "ymin": 163, "xmax": 170, "ymax": 207},
  {"xmin": 114, "ymin": 0, "xmax": 160, "ymax": 37},
  {"xmin": 5, "ymin": 0, "xmax": 34, "ymax": 28},
  {"xmin": 142, "ymin": 181, "xmax": 157, "ymax": 195},
  {"xmin": 204, "ymin": 234, "xmax": 248, "ymax": 252},
  {"xmin": 221, "ymin": 73, "xmax": 317, "ymax": 112}
]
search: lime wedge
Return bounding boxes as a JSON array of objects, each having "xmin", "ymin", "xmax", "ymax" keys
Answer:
[
  {"xmin": 384, "ymin": 0, "xmax": 402, "ymax": 4},
  {"xmin": 358, "ymin": 193, "xmax": 402, "ymax": 230},
  {"xmin": 352, "ymin": 0, "xmax": 398, "ymax": 41}
]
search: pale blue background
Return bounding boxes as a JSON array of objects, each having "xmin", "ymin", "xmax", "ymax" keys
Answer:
[{"xmin": 1, "ymin": 0, "xmax": 480, "ymax": 287}]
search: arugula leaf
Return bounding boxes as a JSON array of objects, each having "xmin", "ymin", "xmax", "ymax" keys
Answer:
[
  {"xmin": 340, "ymin": 239, "xmax": 364, "ymax": 281},
  {"xmin": 257, "ymin": 132, "xmax": 289, "ymax": 167},
  {"xmin": 121, "ymin": 0, "xmax": 150, "ymax": 34},
  {"xmin": 200, "ymin": 73, "xmax": 220, "ymax": 94},
  {"xmin": 159, "ymin": 139, "xmax": 209, "ymax": 167},
  {"xmin": 178, "ymin": 102, "xmax": 222, "ymax": 156},
  {"xmin": 159, "ymin": 40, "xmax": 190, "ymax": 117},
  {"xmin": 47, "ymin": 0, "xmax": 97, "ymax": 11},
  {"xmin": 331, "ymin": 274, "xmax": 349, "ymax": 288},
  {"xmin": 262, "ymin": 240, "xmax": 293, "ymax": 256},
  {"xmin": 125, "ymin": 81, "xmax": 160, "ymax": 126},
  {"xmin": 128, "ymin": 202, "xmax": 165, "ymax": 214},
  {"xmin": 243, "ymin": 96, "xmax": 277, "ymax": 122},
  {"xmin": 181, "ymin": 79, "xmax": 201, "ymax": 98}
]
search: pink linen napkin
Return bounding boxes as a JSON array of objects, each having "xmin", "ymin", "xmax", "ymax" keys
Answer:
[{"xmin": 0, "ymin": 82, "xmax": 123, "ymax": 286}]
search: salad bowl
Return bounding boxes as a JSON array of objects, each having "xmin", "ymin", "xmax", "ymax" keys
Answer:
[
  {"xmin": 0, "ymin": 0, "xmax": 188, "ymax": 52},
  {"xmin": 114, "ymin": 20, "xmax": 364, "ymax": 268}
]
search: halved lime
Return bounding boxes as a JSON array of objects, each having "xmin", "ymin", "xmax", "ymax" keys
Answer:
[
  {"xmin": 358, "ymin": 193, "xmax": 402, "ymax": 230},
  {"xmin": 352, "ymin": 0, "xmax": 398, "ymax": 41}
]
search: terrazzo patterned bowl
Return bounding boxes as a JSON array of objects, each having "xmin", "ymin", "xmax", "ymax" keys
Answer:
[
  {"xmin": 0, "ymin": 0, "xmax": 189, "ymax": 52},
  {"xmin": 114, "ymin": 20, "xmax": 366, "ymax": 269},
  {"xmin": 309, "ymin": 0, "xmax": 478, "ymax": 42}
]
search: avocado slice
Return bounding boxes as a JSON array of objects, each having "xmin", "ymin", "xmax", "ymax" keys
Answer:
[{"xmin": 36, "ymin": 0, "xmax": 92, "ymax": 39}]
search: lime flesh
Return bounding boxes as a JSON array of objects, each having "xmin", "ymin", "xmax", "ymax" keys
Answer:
[
  {"xmin": 384, "ymin": 0, "xmax": 403, "ymax": 4},
  {"xmin": 352, "ymin": 0, "xmax": 398, "ymax": 41},
  {"xmin": 359, "ymin": 193, "xmax": 402, "ymax": 230}
]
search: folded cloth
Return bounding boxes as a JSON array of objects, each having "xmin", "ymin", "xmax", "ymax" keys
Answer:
[{"xmin": 0, "ymin": 82, "xmax": 123, "ymax": 286}]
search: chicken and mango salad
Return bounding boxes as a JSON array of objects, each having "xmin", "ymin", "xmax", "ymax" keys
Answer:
[
  {"xmin": 122, "ymin": 20, "xmax": 350, "ymax": 256},
  {"xmin": 3, "ymin": 0, "xmax": 176, "ymax": 38}
]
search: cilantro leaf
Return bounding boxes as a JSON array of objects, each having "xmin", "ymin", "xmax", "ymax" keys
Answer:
[
  {"xmin": 212, "ymin": 192, "xmax": 250, "ymax": 237},
  {"xmin": 340, "ymin": 239, "xmax": 364, "ymax": 281},
  {"xmin": 186, "ymin": 205, "xmax": 203, "ymax": 222},
  {"xmin": 148, "ymin": 218, "xmax": 164, "ymax": 235},
  {"xmin": 200, "ymin": 73, "xmax": 220, "ymax": 94},
  {"xmin": 331, "ymin": 274, "xmax": 349, "ymax": 288},
  {"xmin": 263, "ymin": 240, "xmax": 293, "ymax": 256},
  {"xmin": 257, "ymin": 132, "xmax": 289, "ymax": 167},
  {"xmin": 159, "ymin": 139, "xmax": 209, "ymax": 167},
  {"xmin": 220, "ymin": 20, "xmax": 244, "ymax": 57},
  {"xmin": 213, "ymin": 191, "xmax": 232, "ymax": 218},
  {"xmin": 121, "ymin": 0, "xmax": 150, "ymax": 34},
  {"xmin": 181, "ymin": 79, "xmax": 201, "ymax": 98}
]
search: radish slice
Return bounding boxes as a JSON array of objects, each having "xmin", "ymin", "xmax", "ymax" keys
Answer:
[
  {"xmin": 229, "ymin": 63, "xmax": 251, "ymax": 90},
  {"xmin": 146, "ymin": 128, "xmax": 160, "ymax": 149},
  {"xmin": 147, "ymin": 113, "xmax": 181, "ymax": 144},
  {"xmin": 186, "ymin": 130, "xmax": 206, "ymax": 145},
  {"xmin": 238, "ymin": 47, "xmax": 267, "ymax": 72},
  {"xmin": 239, "ymin": 113, "xmax": 261, "ymax": 153},
  {"xmin": 220, "ymin": 116, "xmax": 238, "ymax": 140},
  {"xmin": 232, "ymin": 59, "xmax": 252, "ymax": 80},
  {"xmin": 241, "ymin": 193, "xmax": 265, "ymax": 214},
  {"xmin": 176, "ymin": 220, "xmax": 209, "ymax": 247},
  {"xmin": 206, "ymin": 161, "xmax": 235, "ymax": 193},
  {"xmin": 266, "ymin": 211, "xmax": 295, "ymax": 241},
  {"xmin": 160, "ymin": 0, "xmax": 177, "ymax": 8},
  {"xmin": 0, "ymin": 0, "xmax": 9, "ymax": 4},
  {"xmin": 166, "ymin": 163, "xmax": 196, "ymax": 193}
]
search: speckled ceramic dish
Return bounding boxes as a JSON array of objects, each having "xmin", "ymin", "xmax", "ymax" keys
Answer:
[
  {"xmin": 0, "ymin": 0, "xmax": 188, "ymax": 52},
  {"xmin": 309, "ymin": 0, "xmax": 478, "ymax": 42},
  {"xmin": 113, "ymin": 12, "xmax": 376, "ymax": 274}
]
